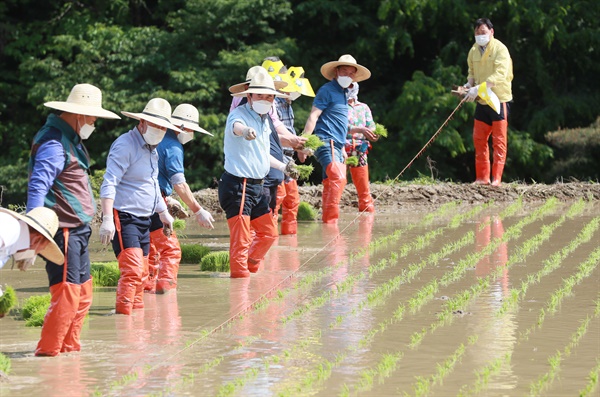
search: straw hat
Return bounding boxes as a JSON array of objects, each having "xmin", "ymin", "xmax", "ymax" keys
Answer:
[
  {"xmin": 121, "ymin": 98, "xmax": 182, "ymax": 133},
  {"xmin": 320, "ymin": 54, "xmax": 371, "ymax": 82},
  {"xmin": 229, "ymin": 66, "xmax": 288, "ymax": 94},
  {"xmin": 280, "ymin": 66, "xmax": 316, "ymax": 97},
  {"xmin": 232, "ymin": 69, "xmax": 291, "ymax": 98},
  {"xmin": 0, "ymin": 207, "xmax": 64, "ymax": 264},
  {"xmin": 171, "ymin": 104, "xmax": 213, "ymax": 136},
  {"xmin": 44, "ymin": 83, "xmax": 120, "ymax": 119}
]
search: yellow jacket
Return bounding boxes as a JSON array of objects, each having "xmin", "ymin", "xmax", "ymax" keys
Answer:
[{"xmin": 467, "ymin": 37, "xmax": 513, "ymax": 103}]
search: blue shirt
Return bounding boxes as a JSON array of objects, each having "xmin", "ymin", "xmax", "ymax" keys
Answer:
[
  {"xmin": 27, "ymin": 140, "xmax": 64, "ymax": 211},
  {"xmin": 313, "ymin": 79, "xmax": 349, "ymax": 147},
  {"xmin": 157, "ymin": 130, "xmax": 185, "ymax": 196},
  {"xmin": 224, "ymin": 103, "xmax": 271, "ymax": 180},
  {"xmin": 100, "ymin": 127, "xmax": 167, "ymax": 217}
]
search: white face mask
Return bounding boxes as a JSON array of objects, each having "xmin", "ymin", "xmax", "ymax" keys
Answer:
[
  {"xmin": 78, "ymin": 116, "xmax": 95, "ymax": 140},
  {"xmin": 251, "ymin": 100, "xmax": 272, "ymax": 115},
  {"xmin": 177, "ymin": 131, "xmax": 194, "ymax": 145},
  {"xmin": 337, "ymin": 75, "xmax": 353, "ymax": 88},
  {"xmin": 143, "ymin": 125, "xmax": 166, "ymax": 145},
  {"xmin": 475, "ymin": 34, "xmax": 490, "ymax": 47},
  {"xmin": 289, "ymin": 92, "xmax": 302, "ymax": 101},
  {"xmin": 14, "ymin": 249, "xmax": 36, "ymax": 261}
]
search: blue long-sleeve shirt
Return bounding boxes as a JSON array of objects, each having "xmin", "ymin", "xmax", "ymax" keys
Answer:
[{"xmin": 27, "ymin": 140, "xmax": 64, "ymax": 211}]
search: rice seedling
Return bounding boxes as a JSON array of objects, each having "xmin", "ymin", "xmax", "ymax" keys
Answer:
[
  {"xmin": 297, "ymin": 201, "xmax": 318, "ymax": 221},
  {"xmin": 296, "ymin": 164, "xmax": 314, "ymax": 181},
  {"xmin": 200, "ymin": 251, "xmax": 230, "ymax": 272},
  {"xmin": 180, "ymin": 244, "xmax": 210, "ymax": 264},
  {"xmin": 0, "ymin": 285, "xmax": 17, "ymax": 317},
  {"xmin": 173, "ymin": 219, "xmax": 186, "ymax": 231},
  {"xmin": 91, "ymin": 262, "xmax": 120, "ymax": 287},
  {"xmin": 346, "ymin": 156, "xmax": 359, "ymax": 167},
  {"xmin": 21, "ymin": 294, "xmax": 50, "ymax": 323},
  {"xmin": 303, "ymin": 134, "xmax": 325, "ymax": 150},
  {"xmin": 458, "ymin": 353, "xmax": 511, "ymax": 396},
  {"xmin": 0, "ymin": 352, "xmax": 11, "ymax": 375},
  {"xmin": 374, "ymin": 123, "xmax": 388, "ymax": 138},
  {"xmin": 578, "ymin": 359, "xmax": 600, "ymax": 397}
]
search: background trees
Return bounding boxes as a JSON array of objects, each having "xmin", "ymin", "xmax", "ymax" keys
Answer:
[{"xmin": 1, "ymin": 0, "xmax": 598, "ymax": 206}]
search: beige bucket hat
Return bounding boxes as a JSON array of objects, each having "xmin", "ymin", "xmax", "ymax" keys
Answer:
[
  {"xmin": 320, "ymin": 54, "xmax": 371, "ymax": 82},
  {"xmin": 44, "ymin": 83, "xmax": 120, "ymax": 119},
  {"xmin": 0, "ymin": 207, "xmax": 64, "ymax": 264},
  {"xmin": 171, "ymin": 104, "xmax": 213, "ymax": 136},
  {"xmin": 229, "ymin": 66, "xmax": 288, "ymax": 94},
  {"xmin": 121, "ymin": 98, "xmax": 182, "ymax": 133},
  {"xmin": 232, "ymin": 69, "xmax": 291, "ymax": 98}
]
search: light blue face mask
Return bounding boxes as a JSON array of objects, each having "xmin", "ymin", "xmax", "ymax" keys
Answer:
[{"xmin": 337, "ymin": 75, "xmax": 353, "ymax": 88}]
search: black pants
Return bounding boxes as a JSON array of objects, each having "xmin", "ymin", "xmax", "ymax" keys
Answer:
[
  {"xmin": 46, "ymin": 224, "xmax": 92, "ymax": 287},
  {"xmin": 218, "ymin": 172, "xmax": 270, "ymax": 220},
  {"xmin": 112, "ymin": 211, "xmax": 151, "ymax": 258}
]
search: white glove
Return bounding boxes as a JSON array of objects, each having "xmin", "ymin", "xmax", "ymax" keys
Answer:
[
  {"xmin": 194, "ymin": 207, "xmax": 215, "ymax": 229},
  {"xmin": 13, "ymin": 249, "xmax": 37, "ymax": 271},
  {"xmin": 465, "ymin": 85, "xmax": 479, "ymax": 102},
  {"xmin": 242, "ymin": 127, "xmax": 257, "ymax": 141},
  {"xmin": 100, "ymin": 215, "xmax": 115, "ymax": 245},
  {"xmin": 159, "ymin": 210, "xmax": 174, "ymax": 236},
  {"xmin": 463, "ymin": 82, "xmax": 472, "ymax": 89},
  {"xmin": 16, "ymin": 256, "xmax": 37, "ymax": 271}
]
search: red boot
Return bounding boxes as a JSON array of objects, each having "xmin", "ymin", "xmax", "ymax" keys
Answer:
[
  {"xmin": 134, "ymin": 256, "xmax": 149, "ymax": 309},
  {"xmin": 154, "ymin": 230, "xmax": 182, "ymax": 294},
  {"xmin": 115, "ymin": 248, "xmax": 144, "ymax": 315},
  {"xmin": 322, "ymin": 161, "xmax": 347, "ymax": 223},
  {"xmin": 227, "ymin": 215, "xmax": 252, "ymax": 278},
  {"xmin": 473, "ymin": 120, "xmax": 492, "ymax": 184},
  {"xmin": 144, "ymin": 232, "xmax": 161, "ymax": 292},
  {"xmin": 35, "ymin": 282, "xmax": 80, "ymax": 356},
  {"xmin": 61, "ymin": 278, "xmax": 93, "ymax": 353},
  {"xmin": 248, "ymin": 213, "xmax": 278, "ymax": 273},
  {"xmin": 350, "ymin": 165, "xmax": 375, "ymax": 212},
  {"xmin": 491, "ymin": 119, "xmax": 508, "ymax": 186},
  {"xmin": 281, "ymin": 179, "xmax": 300, "ymax": 234}
]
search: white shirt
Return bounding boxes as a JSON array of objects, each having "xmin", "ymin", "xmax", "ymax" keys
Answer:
[{"xmin": 0, "ymin": 213, "xmax": 29, "ymax": 269}]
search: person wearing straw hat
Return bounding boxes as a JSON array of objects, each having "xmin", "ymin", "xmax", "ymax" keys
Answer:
[
  {"xmin": 99, "ymin": 98, "xmax": 180, "ymax": 315},
  {"xmin": 145, "ymin": 103, "xmax": 215, "ymax": 294},
  {"xmin": 220, "ymin": 68, "xmax": 294, "ymax": 278},
  {"xmin": 464, "ymin": 18, "xmax": 513, "ymax": 186},
  {"xmin": 0, "ymin": 207, "xmax": 63, "ymax": 273},
  {"xmin": 26, "ymin": 83, "xmax": 120, "ymax": 356},
  {"xmin": 301, "ymin": 54, "xmax": 371, "ymax": 224}
]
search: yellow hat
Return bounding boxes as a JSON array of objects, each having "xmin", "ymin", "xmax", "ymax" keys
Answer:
[
  {"xmin": 478, "ymin": 82, "xmax": 500, "ymax": 114},
  {"xmin": 280, "ymin": 67, "xmax": 315, "ymax": 97},
  {"xmin": 261, "ymin": 59, "xmax": 286, "ymax": 78}
]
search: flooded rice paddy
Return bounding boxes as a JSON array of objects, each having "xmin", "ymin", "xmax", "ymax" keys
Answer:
[{"xmin": 1, "ymin": 198, "xmax": 599, "ymax": 396}]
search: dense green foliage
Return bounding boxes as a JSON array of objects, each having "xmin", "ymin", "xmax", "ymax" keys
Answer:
[{"xmin": 1, "ymin": 0, "xmax": 598, "ymax": 205}]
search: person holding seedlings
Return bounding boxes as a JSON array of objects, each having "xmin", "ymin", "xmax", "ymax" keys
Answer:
[
  {"xmin": 99, "ymin": 98, "xmax": 179, "ymax": 315},
  {"xmin": 219, "ymin": 69, "xmax": 294, "ymax": 278},
  {"xmin": 464, "ymin": 18, "xmax": 513, "ymax": 186},
  {"xmin": 301, "ymin": 54, "xmax": 371, "ymax": 223},
  {"xmin": 345, "ymin": 82, "xmax": 377, "ymax": 213},
  {"xmin": 145, "ymin": 104, "xmax": 215, "ymax": 294},
  {"xmin": 26, "ymin": 83, "xmax": 120, "ymax": 356}
]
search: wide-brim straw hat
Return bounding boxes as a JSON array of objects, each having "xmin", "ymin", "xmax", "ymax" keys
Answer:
[
  {"xmin": 44, "ymin": 83, "xmax": 120, "ymax": 119},
  {"xmin": 320, "ymin": 54, "xmax": 371, "ymax": 82},
  {"xmin": 229, "ymin": 66, "xmax": 288, "ymax": 94},
  {"xmin": 232, "ymin": 69, "xmax": 290, "ymax": 98},
  {"xmin": 171, "ymin": 104, "xmax": 213, "ymax": 136},
  {"xmin": 0, "ymin": 207, "xmax": 64, "ymax": 265},
  {"xmin": 121, "ymin": 98, "xmax": 182, "ymax": 133},
  {"xmin": 280, "ymin": 66, "xmax": 316, "ymax": 97}
]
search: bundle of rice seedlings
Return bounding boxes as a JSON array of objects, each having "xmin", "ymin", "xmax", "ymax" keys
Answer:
[
  {"xmin": 22, "ymin": 294, "xmax": 51, "ymax": 327},
  {"xmin": 181, "ymin": 244, "xmax": 211, "ymax": 264},
  {"xmin": 0, "ymin": 352, "xmax": 11, "ymax": 375},
  {"xmin": 297, "ymin": 201, "xmax": 318, "ymax": 221},
  {"xmin": 0, "ymin": 286, "xmax": 17, "ymax": 318},
  {"xmin": 173, "ymin": 219, "xmax": 186, "ymax": 231},
  {"xmin": 91, "ymin": 262, "xmax": 120, "ymax": 287},
  {"xmin": 374, "ymin": 123, "xmax": 388, "ymax": 138},
  {"xmin": 200, "ymin": 251, "xmax": 230, "ymax": 272},
  {"xmin": 304, "ymin": 134, "xmax": 325, "ymax": 150},
  {"xmin": 346, "ymin": 156, "xmax": 359, "ymax": 167},
  {"xmin": 296, "ymin": 164, "xmax": 314, "ymax": 181}
]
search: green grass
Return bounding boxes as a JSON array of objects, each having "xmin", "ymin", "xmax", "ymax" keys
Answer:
[
  {"xmin": 181, "ymin": 244, "xmax": 211, "ymax": 264},
  {"xmin": 91, "ymin": 262, "xmax": 120, "ymax": 287},
  {"xmin": 22, "ymin": 294, "xmax": 51, "ymax": 327},
  {"xmin": 304, "ymin": 134, "xmax": 325, "ymax": 150},
  {"xmin": 297, "ymin": 201, "xmax": 318, "ymax": 221},
  {"xmin": 200, "ymin": 251, "xmax": 230, "ymax": 272},
  {"xmin": 0, "ymin": 286, "xmax": 17, "ymax": 317},
  {"xmin": 0, "ymin": 352, "xmax": 11, "ymax": 375},
  {"xmin": 296, "ymin": 164, "xmax": 314, "ymax": 181}
]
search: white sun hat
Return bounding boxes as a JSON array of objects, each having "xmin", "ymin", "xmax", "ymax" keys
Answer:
[
  {"xmin": 44, "ymin": 83, "xmax": 120, "ymax": 119},
  {"xmin": 229, "ymin": 66, "xmax": 288, "ymax": 94},
  {"xmin": 320, "ymin": 54, "xmax": 371, "ymax": 82},
  {"xmin": 171, "ymin": 104, "xmax": 213, "ymax": 136},
  {"xmin": 0, "ymin": 207, "xmax": 64, "ymax": 265},
  {"xmin": 231, "ymin": 69, "xmax": 291, "ymax": 98},
  {"xmin": 121, "ymin": 98, "xmax": 182, "ymax": 133}
]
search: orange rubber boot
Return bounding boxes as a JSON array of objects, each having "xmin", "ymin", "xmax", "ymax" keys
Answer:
[
  {"xmin": 154, "ymin": 230, "xmax": 182, "ymax": 294},
  {"xmin": 61, "ymin": 278, "xmax": 93, "ymax": 353},
  {"xmin": 134, "ymin": 256, "xmax": 149, "ymax": 309},
  {"xmin": 144, "ymin": 231, "xmax": 161, "ymax": 292},
  {"xmin": 473, "ymin": 120, "xmax": 492, "ymax": 184},
  {"xmin": 227, "ymin": 215, "xmax": 252, "ymax": 278},
  {"xmin": 274, "ymin": 182, "xmax": 286, "ymax": 215},
  {"xmin": 35, "ymin": 282, "xmax": 80, "ymax": 356},
  {"xmin": 248, "ymin": 213, "xmax": 278, "ymax": 273},
  {"xmin": 322, "ymin": 161, "xmax": 347, "ymax": 223},
  {"xmin": 491, "ymin": 119, "xmax": 508, "ymax": 186},
  {"xmin": 281, "ymin": 179, "xmax": 300, "ymax": 235},
  {"xmin": 115, "ymin": 248, "xmax": 144, "ymax": 315},
  {"xmin": 350, "ymin": 165, "xmax": 375, "ymax": 212}
]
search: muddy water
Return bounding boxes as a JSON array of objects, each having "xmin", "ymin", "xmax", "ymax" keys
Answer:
[{"xmin": 1, "ymin": 202, "xmax": 599, "ymax": 396}]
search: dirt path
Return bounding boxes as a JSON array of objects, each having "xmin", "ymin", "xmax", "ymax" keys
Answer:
[{"xmin": 193, "ymin": 182, "xmax": 600, "ymax": 214}]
